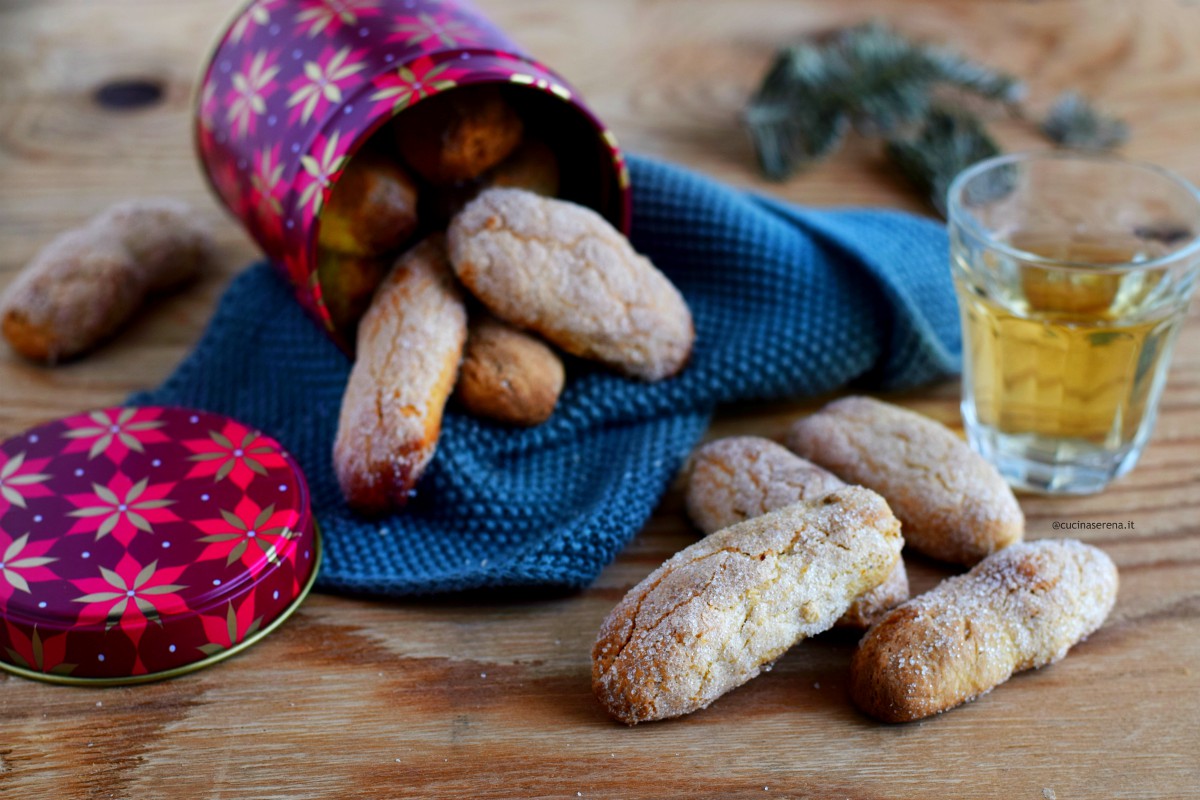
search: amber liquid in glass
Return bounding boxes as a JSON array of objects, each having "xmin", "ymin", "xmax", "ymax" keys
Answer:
[{"xmin": 955, "ymin": 234, "xmax": 1185, "ymax": 459}]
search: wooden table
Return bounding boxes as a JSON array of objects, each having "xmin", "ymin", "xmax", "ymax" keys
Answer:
[{"xmin": 2, "ymin": 1, "xmax": 1198, "ymax": 797}]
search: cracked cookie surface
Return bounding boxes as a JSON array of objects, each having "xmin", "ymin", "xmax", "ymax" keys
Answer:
[
  {"xmin": 447, "ymin": 188, "xmax": 694, "ymax": 381},
  {"xmin": 786, "ymin": 396, "xmax": 1024, "ymax": 565},
  {"xmin": 684, "ymin": 436, "xmax": 907, "ymax": 629},
  {"xmin": 685, "ymin": 437, "xmax": 846, "ymax": 534},
  {"xmin": 333, "ymin": 235, "xmax": 467, "ymax": 513},
  {"xmin": 592, "ymin": 486, "xmax": 903, "ymax": 724},
  {"xmin": 850, "ymin": 539, "xmax": 1118, "ymax": 722}
]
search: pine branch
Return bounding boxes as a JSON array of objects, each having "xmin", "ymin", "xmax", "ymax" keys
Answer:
[
  {"xmin": 884, "ymin": 108, "xmax": 1003, "ymax": 217},
  {"xmin": 744, "ymin": 23, "xmax": 1022, "ymax": 179},
  {"xmin": 744, "ymin": 45, "xmax": 849, "ymax": 178},
  {"xmin": 1040, "ymin": 91, "xmax": 1129, "ymax": 150}
]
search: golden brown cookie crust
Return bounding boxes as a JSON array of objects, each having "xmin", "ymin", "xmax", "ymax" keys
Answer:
[
  {"xmin": 683, "ymin": 435, "xmax": 908, "ymax": 629},
  {"xmin": 447, "ymin": 188, "xmax": 694, "ymax": 381},
  {"xmin": 99, "ymin": 199, "xmax": 212, "ymax": 291},
  {"xmin": 333, "ymin": 235, "xmax": 467, "ymax": 513},
  {"xmin": 394, "ymin": 85, "xmax": 523, "ymax": 184},
  {"xmin": 318, "ymin": 149, "xmax": 419, "ymax": 257},
  {"xmin": 0, "ymin": 198, "xmax": 211, "ymax": 363},
  {"xmin": 850, "ymin": 539, "xmax": 1118, "ymax": 723},
  {"xmin": 455, "ymin": 315, "xmax": 565, "ymax": 426},
  {"xmin": 836, "ymin": 556, "xmax": 910, "ymax": 630},
  {"xmin": 592, "ymin": 487, "xmax": 903, "ymax": 725},
  {"xmin": 786, "ymin": 396, "xmax": 1024, "ymax": 565},
  {"xmin": 684, "ymin": 436, "xmax": 847, "ymax": 534},
  {"xmin": 424, "ymin": 138, "xmax": 561, "ymax": 228},
  {"xmin": 488, "ymin": 139, "xmax": 559, "ymax": 196}
]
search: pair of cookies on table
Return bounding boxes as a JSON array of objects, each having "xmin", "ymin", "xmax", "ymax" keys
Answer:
[{"xmin": 592, "ymin": 396, "xmax": 1118, "ymax": 725}]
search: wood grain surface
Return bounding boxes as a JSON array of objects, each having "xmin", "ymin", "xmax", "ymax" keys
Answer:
[{"xmin": 2, "ymin": 1, "xmax": 1199, "ymax": 798}]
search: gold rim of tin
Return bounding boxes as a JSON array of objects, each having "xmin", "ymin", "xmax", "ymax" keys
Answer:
[{"xmin": 0, "ymin": 523, "xmax": 323, "ymax": 687}]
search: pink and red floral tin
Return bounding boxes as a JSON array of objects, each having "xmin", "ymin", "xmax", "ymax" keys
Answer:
[
  {"xmin": 195, "ymin": 0, "xmax": 632, "ymax": 349},
  {"xmin": 0, "ymin": 0, "xmax": 631, "ymax": 684},
  {"xmin": 0, "ymin": 407, "xmax": 319, "ymax": 684}
]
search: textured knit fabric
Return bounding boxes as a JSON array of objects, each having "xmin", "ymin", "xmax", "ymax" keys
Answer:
[{"xmin": 132, "ymin": 155, "xmax": 962, "ymax": 597}]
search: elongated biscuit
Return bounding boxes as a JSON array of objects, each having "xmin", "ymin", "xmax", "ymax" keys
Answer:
[
  {"xmin": 455, "ymin": 314, "xmax": 565, "ymax": 426},
  {"xmin": 592, "ymin": 487, "xmax": 903, "ymax": 724},
  {"xmin": 394, "ymin": 85, "xmax": 523, "ymax": 184},
  {"xmin": 101, "ymin": 200, "xmax": 212, "ymax": 292},
  {"xmin": 318, "ymin": 148, "xmax": 419, "ymax": 257},
  {"xmin": 786, "ymin": 396, "xmax": 1023, "ymax": 565},
  {"xmin": 447, "ymin": 188, "xmax": 694, "ymax": 381},
  {"xmin": 1, "ymin": 199, "xmax": 211, "ymax": 363},
  {"xmin": 850, "ymin": 539, "xmax": 1118, "ymax": 723},
  {"xmin": 684, "ymin": 436, "xmax": 907, "ymax": 629},
  {"xmin": 333, "ymin": 235, "xmax": 467, "ymax": 513},
  {"xmin": 684, "ymin": 437, "xmax": 846, "ymax": 533}
]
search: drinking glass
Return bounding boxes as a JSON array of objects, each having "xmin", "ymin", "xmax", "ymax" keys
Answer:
[{"xmin": 947, "ymin": 152, "xmax": 1200, "ymax": 494}]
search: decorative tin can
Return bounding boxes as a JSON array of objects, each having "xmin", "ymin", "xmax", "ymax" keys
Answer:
[
  {"xmin": 0, "ymin": 407, "xmax": 320, "ymax": 685},
  {"xmin": 195, "ymin": 0, "xmax": 631, "ymax": 348}
]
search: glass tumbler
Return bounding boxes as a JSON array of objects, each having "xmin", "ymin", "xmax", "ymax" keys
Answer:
[{"xmin": 947, "ymin": 152, "xmax": 1200, "ymax": 494}]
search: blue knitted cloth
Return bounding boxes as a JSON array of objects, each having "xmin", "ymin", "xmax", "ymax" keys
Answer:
[{"xmin": 133, "ymin": 156, "xmax": 961, "ymax": 596}]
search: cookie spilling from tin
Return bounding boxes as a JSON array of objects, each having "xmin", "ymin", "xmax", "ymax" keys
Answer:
[{"xmin": 317, "ymin": 85, "xmax": 692, "ymax": 514}]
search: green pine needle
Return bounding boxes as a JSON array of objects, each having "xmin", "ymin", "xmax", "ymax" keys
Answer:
[
  {"xmin": 744, "ymin": 22, "xmax": 1023, "ymax": 179},
  {"xmin": 1040, "ymin": 91, "xmax": 1129, "ymax": 150},
  {"xmin": 884, "ymin": 108, "xmax": 1003, "ymax": 217}
]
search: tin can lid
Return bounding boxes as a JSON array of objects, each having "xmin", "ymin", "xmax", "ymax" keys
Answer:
[{"xmin": 0, "ymin": 406, "xmax": 320, "ymax": 685}]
